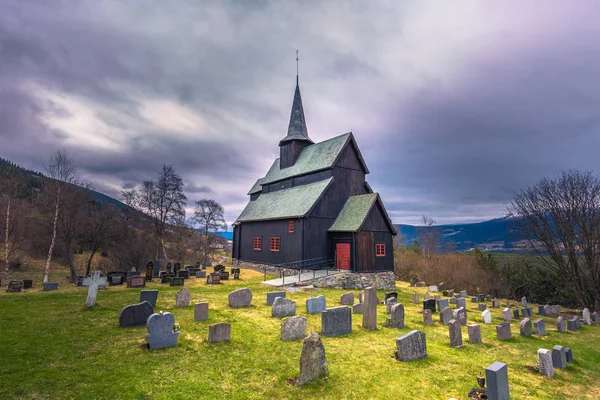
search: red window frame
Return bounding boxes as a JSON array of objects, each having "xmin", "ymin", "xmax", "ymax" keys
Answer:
[
  {"xmin": 376, "ymin": 244, "xmax": 386, "ymax": 257},
  {"xmin": 288, "ymin": 220, "xmax": 295, "ymax": 233},
  {"xmin": 270, "ymin": 237, "xmax": 280, "ymax": 252},
  {"xmin": 253, "ymin": 237, "xmax": 262, "ymax": 251}
]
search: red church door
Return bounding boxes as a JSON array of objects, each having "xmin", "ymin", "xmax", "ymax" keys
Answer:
[{"xmin": 336, "ymin": 243, "xmax": 351, "ymax": 270}]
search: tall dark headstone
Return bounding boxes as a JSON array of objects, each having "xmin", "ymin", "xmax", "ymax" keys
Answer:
[
  {"xmin": 486, "ymin": 362, "xmax": 510, "ymax": 400},
  {"xmin": 321, "ymin": 306, "xmax": 352, "ymax": 336}
]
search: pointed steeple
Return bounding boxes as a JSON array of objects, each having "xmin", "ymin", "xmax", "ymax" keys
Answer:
[{"xmin": 279, "ymin": 80, "xmax": 313, "ymax": 145}]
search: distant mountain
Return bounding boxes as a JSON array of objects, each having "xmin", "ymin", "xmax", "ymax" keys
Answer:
[{"xmin": 395, "ymin": 217, "xmax": 525, "ymax": 252}]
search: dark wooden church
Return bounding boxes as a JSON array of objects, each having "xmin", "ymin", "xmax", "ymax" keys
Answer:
[{"xmin": 232, "ymin": 77, "xmax": 396, "ymax": 272}]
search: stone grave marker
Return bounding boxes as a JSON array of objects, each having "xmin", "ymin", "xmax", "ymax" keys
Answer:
[
  {"xmin": 486, "ymin": 362, "xmax": 510, "ymax": 400},
  {"xmin": 152, "ymin": 260, "xmax": 161, "ymax": 277},
  {"xmin": 194, "ymin": 302, "xmax": 209, "ymax": 322},
  {"xmin": 412, "ymin": 293, "xmax": 419, "ymax": 304},
  {"xmin": 119, "ymin": 301, "xmax": 154, "ymax": 327},
  {"xmin": 385, "ymin": 297, "xmax": 397, "ymax": 314},
  {"xmin": 321, "ymin": 306, "xmax": 352, "ymax": 336},
  {"xmin": 353, "ymin": 303, "xmax": 363, "ymax": 314},
  {"xmin": 448, "ymin": 289, "xmax": 454, "ymax": 297},
  {"xmin": 456, "ymin": 297, "xmax": 466, "ymax": 309},
  {"xmin": 448, "ymin": 319, "xmax": 462, "ymax": 348},
  {"xmin": 512, "ymin": 309, "xmax": 520, "ymax": 319},
  {"xmin": 565, "ymin": 348, "xmax": 573, "ymax": 363},
  {"xmin": 267, "ymin": 291, "xmax": 286, "ymax": 306},
  {"xmin": 43, "ymin": 282, "xmax": 59, "ymax": 291},
  {"xmin": 460, "ymin": 290, "xmax": 468, "ymax": 297},
  {"xmin": 160, "ymin": 273, "xmax": 174, "ymax": 284},
  {"xmin": 477, "ymin": 294, "xmax": 486, "ymax": 302},
  {"xmin": 220, "ymin": 271, "xmax": 230, "ymax": 280},
  {"xmin": 86, "ymin": 272, "xmax": 103, "ymax": 306},
  {"xmin": 496, "ymin": 322, "xmax": 512, "ymax": 340},
  {"xmin": 395, "ymin": 330, "xmax": 427, "ymax": 362},
  {"xmin": 232, "ymin": 268, "xmax": 241, "ymax": 280},
  {"xmin": 521, "ymin": 307, "xmax": 533, "ymax": 317},
  {"xmin": 127, "ymin": 275, "xmax": 146, "ymax": 288},
  {"xmin": 481, "ymin": 309, "xmax": 492, "ymax": 324},
  {"xmin": 478, "ymin": 303, "xmax": 487, "ymax": 311},
  {"xmin": 176, "ymin": 270, "xmax": 189, "ymax": 279},
  {"xmin": 492, "ymin": 299, "xmax": 500, "ymax": 308},
  {"xmin": 340, "ymin": 292, "xmax": 354, "ymax": 305},
  {"xmin": 521, "ymin": 296, "xmax": 527, "ymax": 307},
  {"xmin": 7, "ymin": 280, "xmax": 24, "ymax": 293},
  {"xmin": 520, "ymin": 318, "xmax": 532, "ymax": 337},
  {"xmin": 22, "ymin": 279, "xmax": 32, "ymax": 289},
  {"xmin": 208, "ymin": 322, "xmax": 231, "ymax": 343},
  {"xmin": 362, "ymin": 287, "xmax": 378, "ymax": 330},
  {"xmin": 272, "ymin": 297, "xmax": 296, "ymax": 318},
  {"xmin": 196, "ymin": 271, "xmax": 207, "ymax": 279},
  {"xmin": 281, "ymin": 316, "xmax": 307, "ymax": 341},
  {"xmin": 592, "ymin": 311, "xmax": 600, "ymax": 324},
  {"xmin": 468, "ymin": 324, "xmax": 482, "ymax": 344},
  {"xmin": 538, "ymin": 348, "xmax": 554, "ymax": 378},
  {"xmin": 214, "ymin": 264, "xmax": 225, "ymax": 272},
  {"xmin": 567, "ymin": 316, "xmax": 579, "ymax": 331},
  {"xmin": 423, "ymin": 292, "xmax": 430, "ymax": 301},
  {"xmin": 173, "ymin": 262, "xmax": 181, "ymax": 274},
  {"xmin": 228, "ymin": 288, "xmax": 252, "ymax": 308},
  {"xmin": 170, "ymin": 277, "xmax": 185, "ymax": 287},
  {"xmin": 471, "ymin": 296, "xmax": 478, "ymax": 303},
  {"xmin": 297, "ymin": 332, "xmax": 328, "ymax": 385},
  {"xmin": 423, "ymin": 299, "xmax": 436, "ymax": 313},
  {"xmin": 423, "ymin": 309, "xmax": 433, "ymax": 326},
  {"xmin": 385, "ymin": 292, "xmax": 398, "ymax": 302},
  {"xmin": 450, "ymin": 297, "xmax": 457, "ymax": 305},
  {"xmin": 207, "ymin": 272, "xmax": 221, "ymax": 284},
  {"xmin": 437, "ymin": 298, "xmax": 449, "ymax": 312},
  {"xmin": 386, "ymin": 303, "xmax": 404, "ymax": 329},
  {"xmin": 145, "ymin": 261, "xmax": 153, "ymax": 282},
  {"xmin": 552, "ymin": 345, "xmax": 567, "ymax": 369},
  {"xmin": 306, "ymin": 295, "xmax": 326, "ymax": 314},
  {"xmin": 556, "ymin": 316, "xmax": 566, "ymax": 332},
  {"xmin": 429, "ymin": 285, "xmax": 438, "ymax": 292},
  {"xmin": 166, "ymin": 262, "xmax": 172, "ymax": 273},
  {"xmin": 502, "ymin": 308, "xmax": 512, "ymax": 321},
  {"xmin": 440, "ymin": 307, "xmax": 453, "ymax": 325},
  {"xmin": 175, "ymin": 287, "xmax": 192, "ymax": 307},
  {"xmin": 140, "ymin": 290, "xmax": 158, "ymax": 308},
  {"xmin": 583, "ymin": 308, "xmax": 591, "ymax": 325},
  {"xmin": 538, "ymin": 305, "xmax": 546, "ymax": 316},
  {"xmin": 146, "ymin": 312, "xmax": 179, "ymax": 350},
  {"xmin": 453, "ymin": 307, "xmax": 467, "ymax": 326},
  {"xmin": 533, "ymin": 318, "xmax": 546, "ymax": 335}
]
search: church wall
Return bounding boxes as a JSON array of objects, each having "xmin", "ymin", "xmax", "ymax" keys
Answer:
[{"xmin": 236, "ymin": 219, "xmax": 303, "ymax": 265}]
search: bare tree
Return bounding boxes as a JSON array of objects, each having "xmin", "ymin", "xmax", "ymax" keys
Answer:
[
  {"xmin": 41, "ymin": 150, "xmax": 78, "ymax": 283},
  {"xmin": 110, "ymin": 226, "xmax": 155, "ymax": 272},
  {"xmin": 418, "ymin": 215, "xmax": 440, "ymax": 258},
  {"xmin": 122, "ymin": 165, "xmax": 187, "ymax": 262},
  {"xmin": 82, "ymin": 202, "xmax": 124, "ymax": 275},
  {"xmin": 507, "ymin": 170, "xmax": 600, "ymax": 309},
  {"xmin": 192, "ymin": 199, "xmax": 227, "ymax": 264},
  {"xmin": 0, "ymin": 171, "xmax": 27, "ymax": 282}
]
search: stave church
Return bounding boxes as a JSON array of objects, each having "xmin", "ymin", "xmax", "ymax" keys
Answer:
[{"xmin": 232, "ymin": 74, "xmax": 396, "ymax": 272}]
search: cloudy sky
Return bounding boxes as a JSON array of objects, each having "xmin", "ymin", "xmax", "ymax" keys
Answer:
[{"xmin": 2, "ymin": 1, "xmax": 600, "ymax": 226}]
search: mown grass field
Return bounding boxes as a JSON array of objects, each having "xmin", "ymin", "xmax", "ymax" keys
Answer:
[{"xmin": 1, "ymin": 267, "xmax": 599, "ymax": 400}]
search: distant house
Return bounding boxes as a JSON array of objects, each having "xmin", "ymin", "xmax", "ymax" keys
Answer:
[{"xmin": 232, "ymin": 76, "xmax": 396, "ymax": 272}]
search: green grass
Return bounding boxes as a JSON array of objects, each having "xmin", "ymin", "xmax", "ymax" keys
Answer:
[{"xmin": 1, "ymin": 268, "xmax": 599, "ymax": 399}]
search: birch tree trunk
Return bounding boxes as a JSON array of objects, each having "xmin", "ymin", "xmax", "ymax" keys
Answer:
[
  {"xmin": 43, "ymin": 187, "xmax": 61, "ymax": 284},
  {"xmin": 4, "ymin": 197, "xmax": 10, "ymax": 283},
  {"xmin": 160, "ymin": 236, "xmax": 169, "ymax": 263}
]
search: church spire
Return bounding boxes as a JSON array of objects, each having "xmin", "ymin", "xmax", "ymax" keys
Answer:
[{"xmin": 280, "ymin": 51, "xmax": 313, "ymax": 145}]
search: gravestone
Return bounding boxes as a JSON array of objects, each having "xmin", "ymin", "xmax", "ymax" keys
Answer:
[
  {"xmin": 385, "ymin": 297, "xmax": 397, "ymax": 314},
  {"xmin": 228, "ymin": 288, "xmax": 252, "ymax": 308},
  {"xmin": 565, "ymin": 348, "xmax": 573, "ymax": 363},
  {"xmin": 538, "ymin": 305, "xmax": 546, "ymax": 316},
  {"xmin": 362, "ymin": 287, "xmax": 378, "ymax": 330},
  {"xmin": 492, "ymin": 299, "xmax": 500, "ymax": 308},
  {"xmin": 521, "ymin": 296, "xmax": 527, "ymax": 307},
  {"xmin": 538, "ymin": 348, "xmax": 554, "ymax": 378},
  {"xmin": 196, "ymin": 271, "xmax": 207, "ymax": 279},
  {"xmin": 306, "ymin": 295, "xmax": 326, "ymax": 314},
  {"xmin": 281, "ymin": 316, "xmax": 307, "ymax": 341},
  {"xmin": 340, "ymin": 292, "xmax": 354, "ymax": 305},
  {"xmin": 512, "ymin": 309, "xmax": 520, "ymax": 319},
  {"xmin": 471, "ymin": 296, "xmax": 479, "ymax": 303},
  {"xmin": 437, "ymin": 298, "xmax": 449, "ymax": 312},
  {"xmin": 170, "ymin": 277, "xmax": 184, "ymax": 286},
  {"xmin": 450, "ymin": 297, "xmax": 457, "ymax": 305},
  {"xmin": 502, "ymin": 308, "xmax": 512, "ymax": 321},
  {"xmin": 460, "ymin": 290, "xmax": 468, "ymax": 297},
  {"xmin": 231, "ymin": 267, "xmax": 241, "ymax": 280},
  {"xmin": 567, "ymin": 317, "xmax": 579, "ymax": 331},
  {"xmin": 592, "ymin": 311, "xmax": 600, "ymax": 324},
  {"xmin": 533, "ymin": 318, "xmax": 546, "ymax": 335},
  {"xmin": 140, "ymin": 290, "xmax": 159, "ymax": 308},
  {"xmin": 110, "ymin": 276, "xmax": 122, "ymax": 286},
  {"xmin": 208, "ymin": 322, "xmax": 231, "ymax": 343},
  {"xmin": 152, "ymin": 260, "xmax": 161, "ymax": 277},
  {"xmin": 453, "ymin": 307, "xmax": 467, "ymax": 326},
  {"xmin": 145, "ymin": 262, "xmax": 153, "ymax": 282},
  {"xmin": 477, "ymin": 294, "xmax": 486, "ymax": 302},
  {"xmin": 22, "ymin": 279, "xmax": 32, "ymax": 289},
  {"xmin": 207, "ymin": 272, "xmax": 221, "ymax": 284},
  {"xmin": 160, "ymin": 273, "xmax": 174, "ymax": 284},
  {"xmin": 486, "ymin": 362, "xmax": 510, "ymax": 400},
  {"xmin": 321, "ymin": 306, "xmax": 352, "ymax": 336},
  {"xmin": 297, "ymin": 332, "xmax": 328, "ymax": 385},
  {"xmin": 395, "ymin": 330, "xmax": 427, "ymax": 362},
  {"xmin": 448, "ymin": 319, "xmax": 462, "ymax": 348},
  {"xmin": 438, "ymin": 282, "xmax": 446, "ymax": 291},
  {"xmin": 481, "ymin": 309, "xmax": 492, "ymax": 324},
  {"xmin": 496, "ymin": 322, "xmax": 512, "ymax": 340},
  {"xmin": 387, "ymin": 303, "xmax": 405, "ymax": 329},
  {"xmin": 353, "ymin": 303, "xmax": 363, "ymax": 314},
  {"xmin": 583, "ymin": 308, "xmax": 591, "ymax": 325},
  {"xmin": 126, "ymin": 271, "xmax": 140, "ymax": 278},
  {"xmin": 423, "ymin": 292, "xmax": 430, "ymax": 301},
  {"xmin": 119, "ymin": 301, "xmax": 154, "ymax": 327},
  {"xmin": 272, "ymin": 297, "xmax": 296, "ymax": 318},
  {"xmin": 127, "ymin": 275, "xmax": 146, "ymax": 288},
  {"xmin": 423, "ymin": 309, "xmax": 433, "ymax": 326},
  {"xmin": 478, "ymin": 303, "xmax": 487, "ymax": 311},
  {"xmin": 43, "ymin": 282, "xmax": 59, "ymax": 291},
  {"xmin": 440, "ymin": 307, "xmax": 453, "ymax": 325},
  {"xmin": 456, "ymin": 297, "xmax": 466, "ymax": 309},
  {"xmin": 429, "ymin": 285, "xmax": 438, "ymax": 292},
  {"xmin": 220, "ymin": 271, "xmax": 230, "ymax": 280},
  {"xmin": 173, "ymin": 262, "xmax": 181, "ymax": 274},
  {"xmin": 166, "ymin": 262, "xmax": 172, "ymax": 273},
  {"xmin": 146, "ymin": 312, "xmax": 179, "ymax": 350},
  {"xmin": 552, "ymin": 345, "xmax": 567, "ymax": 369},
  {"xmin": 176, "ymin": 270, "xmax": 189, "ymax": 279},
  {"xmin": 86, "ymin": 272, "xmax": 103, "ymax": 306},
  {"xmin": 556, "ymin": 316, "xmax": 566, "ymax": 332},
  {"xmin": 7, "ymin": 280, "xmax": 24, "ymax": 293},
  {"xmin": 175, "ymin": 287, "xmax": 192, "ymax": 307},
  {"xmin": 416, "ymin": 281, "xmax": 426, "ymax": 287},
  {"xmin": 194, "ymin": 302, "xmax": 209, "ymax": 322},
  {"xmin": 520, "ymin": 318, "xmax": 532, "ymax": 337},
  {"xmin": 412, "ymin": 293, "xmax": 419, "ymax": 304},
  {"xmin": 521, "ymin": 307, "xmax": 533, "ymax": 317},
  {"xmin": 267, "ymin": 291, "xmax": 286, "ymax": 306},
  {"xmin": 468, "ymin": 324, "xmax": 482, "ymax": 344},
  {"xmin": 187, "ymin": 268, "xmax": 200, "ymax": 277},
  {"xmin": 385, "ymin": 292, "xmax": 398, "ymax": 302},
  {"xmin": 423, "ymin": 299, "xmax": 436, "ymax": 313},
  {"xmin": 543, "ymin": 305, "xmax": 551, "ymax": 316}
]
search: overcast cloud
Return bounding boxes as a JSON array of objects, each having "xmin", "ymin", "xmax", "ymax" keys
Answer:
[{"xmin": 1, "ymin": 1, "xmax": 599, "ymax": 226}]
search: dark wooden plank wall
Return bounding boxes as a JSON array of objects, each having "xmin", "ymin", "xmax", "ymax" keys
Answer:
[
  {"xmin": 373, "ymin": 231, "xmax": 394, "ymax": 271},
  {"xmin": 361, "ymin": 202, "xmax": 390, "ymax": 232},
  {"xmin": 280, "ymin": 140, "xmax": 310, "ymax": 169},
  {"xmin": 357, "ymin": 231, "xmax": 375, "ymax": 271},
  {"xmin": 237, "ymin": 219, "xmax": 303, "ymax": 265},
  {"xmin": 303, "ymin": 217, "xmax": 335, "ymax": 260}
]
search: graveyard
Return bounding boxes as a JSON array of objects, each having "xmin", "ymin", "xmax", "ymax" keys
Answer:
[{"xmin": 1, "ymin": 266, "xmax": 600, "ymax": 399}]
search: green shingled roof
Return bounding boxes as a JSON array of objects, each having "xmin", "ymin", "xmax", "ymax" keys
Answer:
[
  {"xmin": 260, "ymin": 133, "xmax": 352, "ymax": 185},
  {"xmin": 247, "ymin": 178, "xmax": 263, "ymax": 195},
  {"xmin": 236, "ymin": 178, "xmax": 333, "ymax": 223},
  {"xmin": 328, "ymin": 193, "xmax": 378, "ymax": 232}
]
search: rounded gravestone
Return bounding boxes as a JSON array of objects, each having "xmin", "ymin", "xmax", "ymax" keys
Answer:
[{"xmin": 228, "ymin": 288, "xmax": 252, "ymax": 308}]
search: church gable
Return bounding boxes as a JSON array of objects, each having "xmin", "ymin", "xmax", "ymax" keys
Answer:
[{"xmin": 332, "ymin": 135, "xmax": 369, "ymax": 174}]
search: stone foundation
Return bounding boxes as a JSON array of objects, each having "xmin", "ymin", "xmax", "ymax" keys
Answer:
[{"xmin": 307, "ymin": 271, "xmax": 396, "ymax": 290}]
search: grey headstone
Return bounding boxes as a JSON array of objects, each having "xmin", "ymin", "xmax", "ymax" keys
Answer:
[
  {"xmin": 440, "ymin": 307, "xmax": 453, "ymax": 325},
  {"xmin": 387, "ymin": 303, "xmax": 404, "ymax": 329},
  {"xmin": 502, "ymin": 308, "xmax": 512, "ymax": 321},
  {"xmin": 583, "ymin": 308, "xmax": 591, "ymax": 325},
  {"xmin": 533, "ymin": 318, "xmax": 546, "ymax": 335},
  {"xmin": 448, "ymin": 319, "xmax": 462, "ymax": 348},
  {"xmin": 449, "ymin": 297, "xmax": 457, "ymax": 305},
  {"xmin": 538, "ymin": 305, "xmax": 546, "ymax": 316},
  {"xmin": 521, "ymin": 307, "xmax": 532, "ymax": 317},
  {"xmin": 208, "ymin": 322, "xmax": 231, "ymax": 343},
  {"xmin": 456, "ymin": 297, "xmax": 466, "ymax": 309},
  {"xmin": 592, "ymin": 311, "xmax": 599, "ymax": 324},
  {"xmin": 429, "ymin": 285, "xmax": 438, "ymax": 292},
  {"xmin": 385, "ymin": 297, "xmax": 397, "ymax": 314},
  {"xmin": 472, "ymin": 296, "xmax": 478, "ymax": 303},
  {"xmin": 194, "ymin": 302, "xmax": 208, "ymax": 322},
  {"xmin": 340, "ymin": 292, "xmax": 354, "ymax": 305},
  {"xmin": 552, "ymin": 345, "xmax": 567, "ymax": 369},
  {"xmin": 153, "ymin": 260, "xmax": 161, "ymax": 277},
  {"xmin": 453, "ymin": 307, "xmax": 467, "ymax": 326},
  {"xmin": 395, "ymin": 330, "xmax": 427, "ymax": 362},
  {"xmin": 492, "ymin": 299, "xmax": 500, "ymax": 308},
  {"xmin": 423, "ymin": 299, "xmax": 436, "ymax": 313},
  {"xmin": 175, "ymin": 287, "xmax": 192, "ymax": 307},
  {"xmin": 196, "ymin": 271, "xmax": 206, "ymax": 279},
  {"xmin": 272, "ymin": 297, "xmax": 297, "ymax": 318},
  {"xmin": 146, "ymin": 312, "xmax": 179, "ymax": 350},
  {"xmin": 352, "ymin": 303, "xmax": 363, "ymax": 314},
  {"xmin": 437, "ymin": 298, "xmax": 449, "ymax": 312},
  {"xmin": 267, "ymin": 291, "xmax": 286, "ymax": 306},
  {"xmin": 321, "ymin": 306, "xmax": 352, "ymax": 336},
  {"xmin": 140, "ymin": 290, "xmax": 158, "ymax": 308},
  {"xmin": 486, "ymin": 361, "xmax": 510, "ymax": 400},
  {"xmin": 412, "ymin": 293, "xmax": 419, "ymax": 304},
  {"xmin": 496, "ymin": 322, "xmax": 512, "ymax": 341},
  {"xmin": 565, "ymin": 347, "xmax": 573, "ymax": 363},
  {"xmin": 228, "ymin": 288, "xmax": 252, "ymax": 308},
  {"xmin": 567, "ymin": 317, "xmax": 579, "ymax": 331},
  {"xmin": 520, "ymin": 318, "xmax": 532, "ymax": 337},
  {"xmin": 85, "ymin": 272, "xmax": 102, "ymax": 307},
  {"xmin": 281, "ymin": 316, "xmax": 307, "ymax": 341},
  {"xmin": 423, "ymin": 309, "xmax": 433, "ymax": 326},
  {"xmin": 538, "ymin": 348, "xmax": 554, "ymax": 377},
  {"xmin": 482, "ymin": 309, "xmax": 492, "ymax": 324},
  {"xmin": 478, "ymin": 303, "xmax": 487, "ymax": 311},
  {"xmin": 521, "ymin": 296, "xmax": 527, "ymax": 307},
  {"xmin": 543, "ymin": 305, "xmax": 551, "ymax": 316},
  {"xmin": 385, "ymin": 292, "xmax": 398, "ymax": 302},
  {"xmin": 460, "ymin": 290, "xmax": 468, "ymax": 297},
  {"xmin": 556, "ymin": 316, "xmax": 566, "ymax": 332},
  {"xmin": 297, "ymin": 332, "xmax": 328, "ymax": 385},
  {"xmin": 306, "ymin": 295, "xmax": 326, "ymax": 314},
  {"xmin": 362, "ymin": 287, "xmax": 378, "ymax": 330},
  {"xmin": 43, "ymin": 282, "xmax": 59, "ymax": 291},
  {"xmin": 448, "ymin": 289, "xmax": 454, "ymax": 297},
  {"xmin": 468, "ymin": 324, "xmax": 482, "ymax": 344}
]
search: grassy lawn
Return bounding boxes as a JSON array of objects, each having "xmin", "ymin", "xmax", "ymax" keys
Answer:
[{"xmin": 1, "ymin": 267, "xmax": 599, "ymax": 400}]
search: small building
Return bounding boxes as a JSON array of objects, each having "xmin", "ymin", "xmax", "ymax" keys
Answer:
[{"xmin": 232, "ymin": 76, "xmax": 396, "ymax": 272}]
